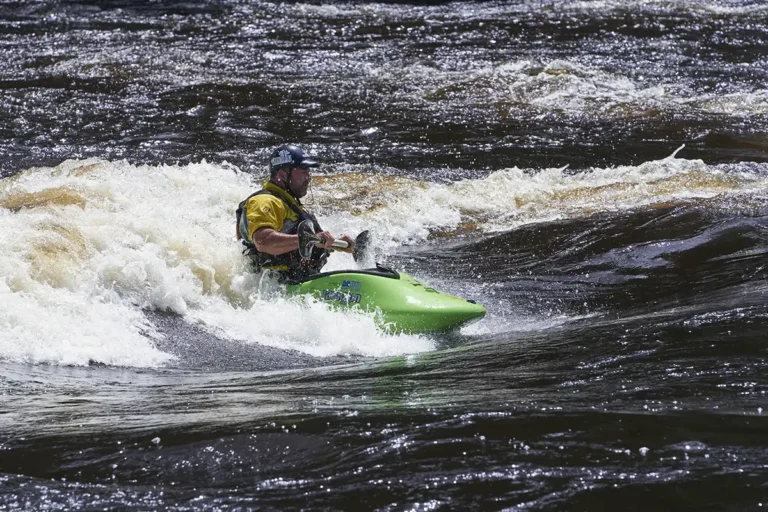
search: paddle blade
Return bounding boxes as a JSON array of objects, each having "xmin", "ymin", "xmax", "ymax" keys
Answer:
[
  {"xmin": 297, "ymin": 219, "xmax": 317, "ymax": 260},
  {"xmin": 353, "ymin": 230, "xmax": 371, "ymax": 263}
]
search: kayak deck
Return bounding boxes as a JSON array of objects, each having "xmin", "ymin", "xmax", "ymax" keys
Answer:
[{"xmin": 285, "ymin": 265, "xmax": 486, "ymax": 334}]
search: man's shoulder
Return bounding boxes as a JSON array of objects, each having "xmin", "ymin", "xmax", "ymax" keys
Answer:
[
  {"xmin": 246, "ymin": 191, "xmax": 283, "ymax": 207},
  {"xmin": 245, "ymin": 191, "xmax": 290, "ymax": 219}
]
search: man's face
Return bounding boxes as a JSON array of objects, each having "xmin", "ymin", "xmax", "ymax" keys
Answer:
[{"xmin": 285, "ymin": 167, "xmax": 311, "ymax": 198}]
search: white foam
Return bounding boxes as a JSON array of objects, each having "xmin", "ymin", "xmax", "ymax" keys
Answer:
[
  {"xmin": 0, "ymin": 160, "xmax": 433, "ymax": 367},
  {"xmin": 455, "ymin": 157, "xmax": 768, "ymax": 233},
  {"xmin": 506, "ymin": 60, "xmax": 668, "ymax": 115},
  {"xmin": 0, "ymin": 276, "xmax": 171, "ymax": 367},
  {"xmin": 369, "ymin": 58, "xmax": 768, "ymax": 119},
  {"xmin": 683, "ymin": 90, "xmax": 768, "ymax": 116},
  {"xmin": 502, "ymin": 60, "xmax": 765, "ymax": 118}
]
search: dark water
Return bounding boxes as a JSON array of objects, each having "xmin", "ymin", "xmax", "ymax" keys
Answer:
[
  {"xmin": 3, "ymin": 0, "xmax": 768, "ymax": 177},
  {"xmin": 2, "ymin": 1, "xmax": 768, "ymax": 510}
]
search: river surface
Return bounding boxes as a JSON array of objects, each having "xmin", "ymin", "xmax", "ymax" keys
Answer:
[{"xmin": 1, "ymin": 1, "xmax": 767, "ymax": 510}]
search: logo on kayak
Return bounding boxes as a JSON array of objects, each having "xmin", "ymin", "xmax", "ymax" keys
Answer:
[
  {"xmin": 341, "ymin": 280, "xmax": 361, "ymax": 290},
  {"xmin": 322, "ymin": 290, "xmax": 361, "ymax": 304}
]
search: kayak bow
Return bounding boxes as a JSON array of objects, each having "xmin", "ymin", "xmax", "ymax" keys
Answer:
[{"xmin": 285, "ymin": 265, "xmax": 486, "ymax": 334}]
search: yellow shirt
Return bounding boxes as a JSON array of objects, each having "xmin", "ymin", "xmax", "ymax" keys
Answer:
[{"xmin": 244, "ymin": 182, "xmax": 304, "ymax": 241}]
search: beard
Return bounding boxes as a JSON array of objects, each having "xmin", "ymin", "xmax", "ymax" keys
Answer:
[{"xmin": 288, "ymin": 180, "xmax": 309, "ymax": 198}]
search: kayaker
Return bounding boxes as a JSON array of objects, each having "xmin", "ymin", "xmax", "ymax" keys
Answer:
[{"xmin": 236, "ymin": 144, "xmax": 355, "ymax": 282}]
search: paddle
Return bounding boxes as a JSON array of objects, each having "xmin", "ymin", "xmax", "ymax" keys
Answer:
[{"xmin": 297, "ymin": 219, "xmax": 371, "ymax": 264}]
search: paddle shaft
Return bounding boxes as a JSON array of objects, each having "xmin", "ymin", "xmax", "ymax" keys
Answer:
[
  {"xmin": 297, "ymin": 219, "xmax": 369, "ymax": 262},
  {"xmin": 315, "ymin": 237, "xmax": 349, "ymax": 250}
]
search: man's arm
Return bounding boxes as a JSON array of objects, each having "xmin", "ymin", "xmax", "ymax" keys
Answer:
[
  {"xmin": 252, "ymin": 227, "xmax": 299, "ymax": 255},
  {"xmin": 253, "ymin": 227, "xmax": 338, "ymax": 255}
]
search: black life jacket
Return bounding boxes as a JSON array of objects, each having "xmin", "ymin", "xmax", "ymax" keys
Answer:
[{"xmin": 236, "ymin": 188, "xmax": 328, "ymax": 281}]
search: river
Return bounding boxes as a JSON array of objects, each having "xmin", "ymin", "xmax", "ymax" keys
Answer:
[{"xmin": 1, "ymin": 1, "xmax": 767, "ymax": 510}]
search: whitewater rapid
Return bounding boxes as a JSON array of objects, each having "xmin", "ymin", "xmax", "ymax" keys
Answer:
[{"xmin": 1, "ymin": 153, "xmax": 766, "ymax": 366}]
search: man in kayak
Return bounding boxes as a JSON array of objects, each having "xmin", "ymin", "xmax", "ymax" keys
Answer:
[{"xmin": 236, "ymin": 144, "xmax": 355, "ymax": 282}]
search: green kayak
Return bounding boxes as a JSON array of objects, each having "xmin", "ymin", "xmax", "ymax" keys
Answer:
[{"xmin": 285, "ymin": 265, "xmax": 486, "ymax": 334}]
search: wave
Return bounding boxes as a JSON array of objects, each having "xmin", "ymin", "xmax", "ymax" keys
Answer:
[
  {"xmin": 385, "ymin": 59, "xmax": 768, "ymax": 119},
  {"xmin": 0, "ymin": 153, "xmax": 765, "ymax": 366},
  {"xmin": 0, "ymin": 160, "xmax": 432, "ymax": 367},
  {"xmin": 315, "ymin": 149, "xmax": 768, "ymax": 239}
]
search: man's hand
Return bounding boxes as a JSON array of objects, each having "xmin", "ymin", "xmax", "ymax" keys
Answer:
[
  {"xmin": 314, "ymin": 231, "xmax": 336, "ymax": 250},
  {"xmin": 313, "ymin": 232, "xmax": 356, "ymax": 253},
  {"xmin": 336, "ymin": 234, "xmax": 355, "ymax": 254}
]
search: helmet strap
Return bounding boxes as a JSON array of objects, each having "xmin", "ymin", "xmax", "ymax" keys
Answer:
[{"xmin": 285, "ymin": 167, "xmax": 298, "ymax": 198}]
